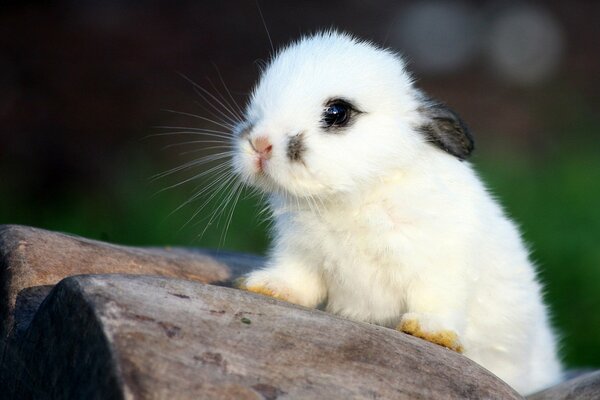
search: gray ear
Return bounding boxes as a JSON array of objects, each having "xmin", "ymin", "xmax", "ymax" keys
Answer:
[{"xmin": 417, "ymin": 99, "xmax": 474, "ymax": 160}]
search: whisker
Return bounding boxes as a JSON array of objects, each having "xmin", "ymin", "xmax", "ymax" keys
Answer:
[
  {"xmin": 162, "ymin": 109, "xmax": 235, "ymax": 130},
  {"xmin": 220, "ymin": 181, "xmax": 245, "ymax": 245},
  {"xmin": 256, "ymin": 0, "xmax": 274, "ymax": 54},
  {"xmin": 153, "ymin": 126, "xmax": 232, "ymax": 135},
  {"xmin": 154, "ymin": 160, "xmax": 232, "ymax": 192},
  {"xmin": 162, "ymin": 140, "xmax": 232, "ymax": 151},
  {"xmin": 205, "ymin": 177, "xmax": 242, "ymax": 241},
  {"xmin": 189, "ymin": 174, "xmax": 239, "ymax": 231},
  {"xmin": 206, "ymin": 76, "xmax": 244, "ymax": 122},
  {"xmin": 211, "ymin": 62, "xmax": 247, "ymax": 118},
  {"xmin": 150, "ymin": 152, "xmax": 233, "ymax": 181},
  {"xmin": 178, "ymin": 73, "xmax": 241, "ymax": 126},
  {"xmin": 151, "ymin": 130, "xmax": 234, "ymax": 141},
  {"xmin": 177, "ymin": 144, "xmax": 234, "ymax": 154},
  {"xmin": 170, "ymin": 168, "xmax": 236, "ymax": 218},
  {"xmin": 191, "ymin": 96, "xmax": 238, "ymax": 129},
  {"xmin": 170, "ymin": 174, "xmax": 235, "ymax": 224}
]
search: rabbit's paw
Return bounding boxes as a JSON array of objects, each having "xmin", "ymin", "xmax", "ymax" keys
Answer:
[
  {"xmin": 234, "ymin": 275, "xmax": 290, "ymax": 302},
  {"xmin": 397, "ymin": 312, "xmax": 464, "ymax": 353}
]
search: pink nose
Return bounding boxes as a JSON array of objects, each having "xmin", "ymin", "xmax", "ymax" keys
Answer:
[{"xmin": 252, "ymin": 136, "xmax": 273, "ymax": 159}]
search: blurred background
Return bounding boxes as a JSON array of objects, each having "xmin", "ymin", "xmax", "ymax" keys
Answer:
[{"xmin": 1, "ymin": 1, "xmax": 598, "ymax": 368}]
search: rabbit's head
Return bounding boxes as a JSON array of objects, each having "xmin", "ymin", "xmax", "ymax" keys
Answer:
[{"xmin": 233, "ymin": 31, "xmax": 473, "ymax": 199}]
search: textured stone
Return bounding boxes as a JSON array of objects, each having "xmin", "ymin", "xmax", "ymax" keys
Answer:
[
  {"xmin": 0, "ymin": 224, "xmax": 261, "ymax": 337},
  {"xmin": 8, "ymin": 274, "xmax": 522, "ymax": 399}
]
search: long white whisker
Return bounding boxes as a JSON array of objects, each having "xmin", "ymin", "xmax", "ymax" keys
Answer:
[
  {"xmin": 178, "ymin": 73, "xmax": 241, "ymax": 126},
  {"xmin": 170, "ymin": 168, "xmax": 236, "ymax": 217},
  {"xmin": 153, "ymin": 126, "xmax": 233, "ymax": 135},
  {"xmin": 187, "ymin": 170, "xmax": 236, "ymax": 202},
  {"xmin": 151, "ymin": 152, "xmax": 233, "ymax": 181},
  {"xmin": 193, "ymin": 168, "xmax": 238, "ymax": 213},
  {"xmin": 208, "ymin": 178, "xmax": 242, "ymax": 241},
  {"xmin": 256, "ymin": 0, "xmax": 274, "ymax": 54},
  {"xmin": 191, "ymin": 78, "xmax": 242, "ymax": 125},
  {"xmin": 162, "ymin": 109, "xmax": 235, "ymax": 130},
  {"xmin": 177, "ymin": 173, "xmax": 237, "ymax": 225},
  {"xmin": 162, "ymin": 141, "xmax": 232, "ymax": 150},
  {"xmin": 190, "ymin": 174, "xmax": 239, "ymax": 232},
  {"xmin": 177, "ymin": 145, "xmax": 234, "ymax": 156},
  {"xmin": 192, "ymin": 97, "xmax": 239, "ymax": 129},
  {"xmin": 152, "ymin": 130, "xmax": 234, "ymax": 141},
  {"xmin": 220, "ymin": 181, "xmax": 245, "ymax": 245},
  {"xmin": 211, "ymin": 62, "xmax": 247, "ymax": 118},
  {"xmin": 205, "ymin": 77, "xmax": 244, "ymax": 122},
  {"xmin": 155, "ymin": 160, "xmax": 232, "ymax": 192}
]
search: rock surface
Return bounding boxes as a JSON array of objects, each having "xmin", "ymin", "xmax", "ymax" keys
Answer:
[
  {"xmin": 528, "ymin": 370, "xmax": 600, "ymax": 400},
  {"xmin": 0, "ymin": 225, "xmax": 260, "ymax": 337},
  {"xmin": 8, "ymin": 274, "xmax": 522, "ymax": 399}
]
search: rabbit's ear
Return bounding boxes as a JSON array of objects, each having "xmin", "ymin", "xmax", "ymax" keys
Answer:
[{"xmin": 417, "ymin": 100, "xmax": 474, "ymax": 160}]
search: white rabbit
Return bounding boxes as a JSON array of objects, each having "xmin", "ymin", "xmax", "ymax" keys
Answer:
[{"xmin": 232, "ymin": 31, "xmax": 562, "ymax": 395}]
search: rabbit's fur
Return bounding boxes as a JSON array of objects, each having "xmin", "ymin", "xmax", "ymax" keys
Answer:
[{"xmin": 232, "ymin": 32, "xmax": 562, "ymax": 394}]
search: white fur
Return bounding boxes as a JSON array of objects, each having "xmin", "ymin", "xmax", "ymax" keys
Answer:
[{"xmin": 232, "ymin": 32, "xmax": 562, "ymax": 395}]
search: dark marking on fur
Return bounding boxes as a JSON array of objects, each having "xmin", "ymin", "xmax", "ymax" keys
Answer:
[
  {"xmin": 287, "ymin": 132, "xmax": 306, "ymax": 161},
  {"xmin": 417, "ymin": 99, "xmax": 474, "ymax": 160}
]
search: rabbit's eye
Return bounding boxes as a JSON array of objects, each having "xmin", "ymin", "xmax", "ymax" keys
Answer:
[{"xmin": 322, "ymin": 99, "xmax": 353, "ymax": 128}]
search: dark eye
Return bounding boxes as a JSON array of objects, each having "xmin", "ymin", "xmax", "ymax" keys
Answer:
[{"xmin": 322, "ymin": 100, "xmax": 351, "ymax": 128}]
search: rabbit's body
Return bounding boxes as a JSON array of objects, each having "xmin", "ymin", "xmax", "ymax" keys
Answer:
[{"xmin": 232, "ymin": 32, "xmax": 562, "ymax": 394}]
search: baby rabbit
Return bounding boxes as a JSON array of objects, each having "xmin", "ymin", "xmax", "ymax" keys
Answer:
[{"xmin": 232, "ymin": 31, "xmax": 562, "ymax": 395}]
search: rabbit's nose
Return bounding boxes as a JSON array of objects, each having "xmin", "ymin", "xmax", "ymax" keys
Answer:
[{"xmin": 251, "ymin": 136, "xmax": 273, "ymax": 159}]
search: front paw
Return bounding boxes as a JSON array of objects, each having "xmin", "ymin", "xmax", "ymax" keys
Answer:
[
  {"xmin": 397, "ymin": 312, "xmax": 464, "ymax": 353},
  {"xmin": 234, "ymin": 274, "xmax": 291, "ymax": 302}
]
